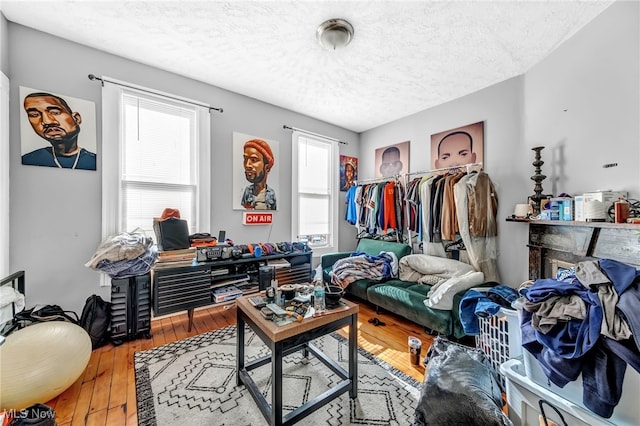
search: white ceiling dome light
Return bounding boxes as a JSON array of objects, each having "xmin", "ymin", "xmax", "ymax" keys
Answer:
[{"xmin": 316, "ymin": 19, "xmax": 354, "ymax": 50}]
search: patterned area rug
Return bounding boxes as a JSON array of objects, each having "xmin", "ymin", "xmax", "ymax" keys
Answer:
[{"xmin": 135, "ymin": 325, "xmax": 421, "ymax": 425}]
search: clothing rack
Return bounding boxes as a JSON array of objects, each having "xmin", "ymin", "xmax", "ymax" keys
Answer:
[
  {"xmin": 354, "ymin": 174, "xmax": 401, "ymax": 186},
  {"xmin": 352, "ymin": 175, "xmax": 403, "ymax": 243},
  {"xmin": 405, "ymin": 162, "xmax": 483, "ymax": 179}
]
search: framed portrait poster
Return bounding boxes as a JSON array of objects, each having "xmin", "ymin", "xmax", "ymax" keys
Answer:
[
  {"xmin": 19, "ymin": 86, "xmax": 97, "ymax": 170},
  {"xmin": 339, "ymin": 155, "xmax": 358, "ymax": 191},
  {"xmin": 233, "ymin": 131, "xmax": 280, "ymax": 211},
  {"xmin": 374, "ymin": 141, "xmax": 409, "ymax": 178},
  {"xmin": 430, "ymin": 121, "xmax": 484, "ymax": 170}
]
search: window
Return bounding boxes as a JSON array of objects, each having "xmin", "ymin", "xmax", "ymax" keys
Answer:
[
  {"xmin": 291, "ymin": 132, "xmax": 339, "ymax": 256},
  {"xmin": 102, "ymin": 78, "xmax": 210, "ymax": 251}
]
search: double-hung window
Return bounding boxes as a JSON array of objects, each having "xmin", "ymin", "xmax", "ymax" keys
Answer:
[
  {"xmin": 291, "ymin": 132, "xmax": 339, "ymax": 256},
  {"xmin": 101, "ymin": 79, "xmax": 210, "ymax": 254}
]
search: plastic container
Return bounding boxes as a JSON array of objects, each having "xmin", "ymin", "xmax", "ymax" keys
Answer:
[
  {"xmin": 501, "ymin": 359, "xmax": 619, "ymax": 426},
  {"xmin": 313, "ymin": 283, "xmax": 325, "ymax": 312},
  {"xmin": 520, "ymin": 350, "xmax": 640, "ymax": 426}
]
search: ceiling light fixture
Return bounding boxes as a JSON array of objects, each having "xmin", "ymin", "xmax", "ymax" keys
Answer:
[{"xmin": 316, "ymin": 19, "xmax": 354, "ymax": 50}]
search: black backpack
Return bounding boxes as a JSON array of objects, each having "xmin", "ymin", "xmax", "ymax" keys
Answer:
[{"xmin": 79, "ymin": 295, "xmax": 111, "ymax": 350}]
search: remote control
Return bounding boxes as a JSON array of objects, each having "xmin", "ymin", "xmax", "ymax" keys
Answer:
[
  {"xmin": 249, "ymin": 296, "xmax": 266, "ymax": 308},
  {"xmin": 266, "ymin": 303, "xmax": 287, "ymax": 316}
]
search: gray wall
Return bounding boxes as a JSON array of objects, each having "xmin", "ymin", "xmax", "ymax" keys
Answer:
[
  {"xmin": 359, "ymin": 1, "xmax": 639, "ymax": 288},
  {"xmin": 7, "ymin": 23, "xmax": 358, "ymax": 315}
]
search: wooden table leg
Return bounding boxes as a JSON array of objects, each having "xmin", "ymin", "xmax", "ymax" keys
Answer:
[{"xmin": 349, "ymin": 312, "xmax": 358, "ymax": 398}]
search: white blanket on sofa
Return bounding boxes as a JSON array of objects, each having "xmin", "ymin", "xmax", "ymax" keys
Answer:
[
  {"xmin": 424, "ymin": 271, "xmax": 485, "ymax": 310},
  {"xmin": 398, "ymin": 254, "xmax": 485, "ymax": 310},
  {"xmin": 399, "ymin": 254, "xmax": 476, "ymax": 285}
]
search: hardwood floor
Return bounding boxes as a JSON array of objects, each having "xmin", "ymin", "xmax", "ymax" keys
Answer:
[{"xmin": 45, "ymin": 297, "xmax": 469, "ymax": 425}]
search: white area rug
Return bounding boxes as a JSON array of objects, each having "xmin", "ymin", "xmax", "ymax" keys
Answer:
[{"xmin": 135, "ymin": 325, "xmax": 420, "ymax": 425}]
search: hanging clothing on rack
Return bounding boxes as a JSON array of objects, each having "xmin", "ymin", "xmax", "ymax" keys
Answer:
[
  {"xmin": 453, "ymin": 171, "xmax": 500, "ymax": 282},
  {"xmin": 345, "ymin": 177, "xmax": 405, "ymax": 241},
  {"xmin": 405, "ymin": 177, "xmax": 422, "ymax": 234},
  {"xmin": 419, "ymin": 174, "xmax": 447, "ymax": 257},
  {"xmin": 345, "ymin": 185, "xmax": 358, "ymax": 225},
  {"xmin": 441, "ymin": 172, "xmax": 466, "ymax": 241}
]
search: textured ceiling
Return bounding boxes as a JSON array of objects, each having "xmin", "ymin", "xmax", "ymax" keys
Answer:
[{"xmin": 1, "ymin": 0, "xmax": 614, "ymax": 133}]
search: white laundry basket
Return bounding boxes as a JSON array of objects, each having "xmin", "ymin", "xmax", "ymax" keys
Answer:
[{"xmin": 475, "ymin": 307, "xmax": 521, "ymax": 387}]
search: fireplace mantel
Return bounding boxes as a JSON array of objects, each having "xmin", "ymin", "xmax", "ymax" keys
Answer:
[{"xmin": 508, "ymin": 219, "xmax": 640, "ymax": 280}]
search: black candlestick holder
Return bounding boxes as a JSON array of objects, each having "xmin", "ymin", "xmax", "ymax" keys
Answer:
[{"xmin": 530, "ymin": 146, "xmax": 547, "ymax": 215}]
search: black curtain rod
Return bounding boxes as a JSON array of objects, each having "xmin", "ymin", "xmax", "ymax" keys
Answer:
[
  {"xmin": 283, "ymin": 125, "xmax": 348, "ymax": 145},
  {"xmin": 88, "ymin": 74, "xmax": 223, "ymax": 113}
]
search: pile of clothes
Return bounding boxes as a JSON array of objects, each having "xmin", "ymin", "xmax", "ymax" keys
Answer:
[
  {"xmin": 520, "ymin": 258, "xmax": 640, "ymax": 419},
  {"xmin": 330, "ymin": 251, "xmax": 398, "ymax": 289},
  {"xmin": 85, "ymin": 229, "xmax": 157, "ymax": 279}
]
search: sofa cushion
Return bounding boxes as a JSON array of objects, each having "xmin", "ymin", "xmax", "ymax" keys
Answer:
[
  {"xmin": 344, "ymin": 279, "xmax": 372, "ymax": 301},
  {"xmin": 355, "ymin": 239, "xmax": 412, "ymax": 261},
  {"xmin": 367, "ymin": 280, "xmax": 454, "ymax": 335}
]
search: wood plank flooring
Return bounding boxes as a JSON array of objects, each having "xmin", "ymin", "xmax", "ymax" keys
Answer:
[{"xmin": 44, "ymin": 297, "xmax": 472, "ymax": 426}]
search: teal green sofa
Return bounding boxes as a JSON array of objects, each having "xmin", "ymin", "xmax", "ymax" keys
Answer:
[{"xmin": 321, "ymin": 238, "xmax": 479, "ymax": 339}]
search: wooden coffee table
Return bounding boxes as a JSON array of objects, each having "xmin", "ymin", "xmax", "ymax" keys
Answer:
[{"xmin": 236, "ymin": 294, "xmax": 359, "ymax": 426}]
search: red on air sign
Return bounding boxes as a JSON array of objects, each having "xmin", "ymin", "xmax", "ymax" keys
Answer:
[{"xmin": 243, "ymin": 212, "xmax": 273, "ymax": 225}]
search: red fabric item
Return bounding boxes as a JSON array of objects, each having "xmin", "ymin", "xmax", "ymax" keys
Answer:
[{"xmin": 155, "ymin": 208, "xmax": 181, "ymax": 221}]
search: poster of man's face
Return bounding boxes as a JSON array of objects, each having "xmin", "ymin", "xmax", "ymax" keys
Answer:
[
  {"xmin": 375, "ymin": 141, "xmax": 409, "ymax": 178},
  {"xmin": 19, "ymin": 86, "xmax": 97, "ymax": 171},
  {"xmin": 232, "ymin": 131, "xmax": 279, "ymax": 210},
  {"xmin": 430, "ymin": 121, "xmax": 484, "ymax": 170},
  {"xmin": 340, "ymin": 155, "xmax": 358, "ymax": 192}
]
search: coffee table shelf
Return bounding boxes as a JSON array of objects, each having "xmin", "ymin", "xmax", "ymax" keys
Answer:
[{"xmin": 236, "ymin": 294, "xmax": 359, "ymax": 426}]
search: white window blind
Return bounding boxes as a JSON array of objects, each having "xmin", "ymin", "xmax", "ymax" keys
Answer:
[
  {"xmin": 121, "ymin": 93, "xmax": 198, "ymax": 234},
  {"xmin": 291, "ymin": 132, "xmax": 338, "ymax": 255},
  {"xmin": 101, "ymin": 79, "xmax": 211, "ymax": 275}
]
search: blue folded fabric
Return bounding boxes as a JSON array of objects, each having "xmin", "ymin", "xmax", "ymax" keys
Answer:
[
  {"xmin": 474, "ymin": 298, "xmax": 502, "ymax": 318},
  {"xmin": 487, "ymin": 285, "xmax": 519, "ymax": 307},
  {"xmin": 459, "ymin": 289, "xmax": 487, "ymax": 335},
  {"xmin": 459, "ymin": 285, "xmax": 518, "ymax": 335},
  {"xmin": 600, "ymin": 258, "xmax": 640, "ymax": 294}
]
